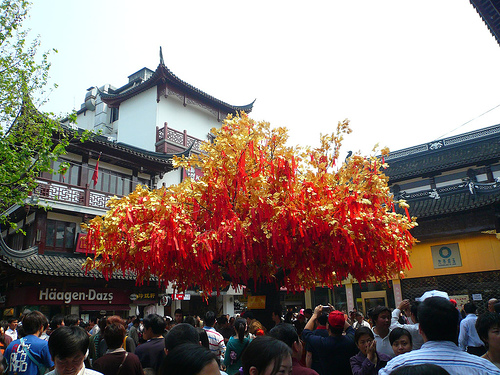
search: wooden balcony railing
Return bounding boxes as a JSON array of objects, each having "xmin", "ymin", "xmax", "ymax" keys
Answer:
[
  {"xmin": 34, "ymin": 179, "xmax": 119, "ymax": 210},
  {"xmin": 156, "ymin": 123, "xmax": 206, "ymax": 154}
]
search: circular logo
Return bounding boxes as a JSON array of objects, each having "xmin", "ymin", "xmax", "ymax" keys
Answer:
[{"xmin": 439, "ymin": 247, "xmax": 452, "ymax": 258}]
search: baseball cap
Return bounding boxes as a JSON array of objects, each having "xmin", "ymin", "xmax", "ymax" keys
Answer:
[
  {"xmin": 328, "ymin": 310, "xmax": 345, "ymax": 329},
  {"xmin": 416, "ymin": 290, "xmax": 450, "ymax": 302}
]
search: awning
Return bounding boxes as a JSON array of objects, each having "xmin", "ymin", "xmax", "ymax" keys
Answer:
[{"xmin": 80, "ymin": 304, "xmax": 131, "ymax": 311}]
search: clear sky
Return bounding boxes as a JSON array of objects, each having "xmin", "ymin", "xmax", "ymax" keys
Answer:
[{"xmin": 26, "ymin": 0, "xmax": 500, "ymax": 157}]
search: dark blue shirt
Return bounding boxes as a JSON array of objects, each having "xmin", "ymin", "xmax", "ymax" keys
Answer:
[{"xmin": 302, "ymin": 327, "xmax": 357, "ymax": 375}]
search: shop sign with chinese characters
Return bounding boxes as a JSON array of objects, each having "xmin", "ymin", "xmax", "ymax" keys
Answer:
[{"xmin": 431, "ymin": 243, "xmax": 462, "ymax": 269}]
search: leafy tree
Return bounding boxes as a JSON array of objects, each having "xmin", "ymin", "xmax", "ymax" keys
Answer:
[
  {"xmin": 0, "ymin": 0, "xmax": 90, "ymax": 224},
  {"xmin": 84, "ymin": 113, "xmax": 416, "ymax": 296}
]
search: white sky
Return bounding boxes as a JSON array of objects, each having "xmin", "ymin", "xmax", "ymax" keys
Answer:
[{"xmin": 26, "ymin": 0, "xmax": 500, "ymax": 157}]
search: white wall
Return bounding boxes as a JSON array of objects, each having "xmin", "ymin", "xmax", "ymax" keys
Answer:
[
  {"xmin": 74, "ymin": 109, "xmax": 95, "ymax": 130},
  {"xmin": 117, "ymin": 88, "xmax": 158, "ymax": 151},
  {"xmin": 157, "ymin": 95, "xmax": 220, "ymax": 141}
]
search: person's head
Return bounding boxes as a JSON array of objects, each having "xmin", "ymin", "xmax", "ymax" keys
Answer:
[
  {"xmin": 197, "ymin": 328, "xmax": 209, "ymax": 349},
  {"xmin": 317, "ymin": 314, "xmax": 328, "ymax": 327},
  {"xmin": 204, "ymin": 311, "xmax": 216, "ymax": 327},
  {"xmin": 390, "ymin": 364, "xmax": 450, "ymax": 375},
  {"xmin": 143, "ymin": 314, "xmax": 166, "ymax": 339},
  {"xmin": 243, "ymin": 311, "xmax": 254, "ymax": 325},
  {"xmin": 488, "ymin": 298, "xmax": 498, "ymax": 313},
  {"xmin": 48, "ymin": 326, "xmax": 89, "ymax": 375},
  {"xmin": 22, "ymin": 311, "xmax": 47, "ymax": 335},
  {"xmin": 418, "ymin": 297, "xmax": 458, "ymax": 343},
  {"xmin": 97, "ymin": 317, "xmax": 107, "ymax": 332},
  {"xmin": 159, "ymin": 343, "xmax": 219, "ymax": 375},
  {"xmin": 103, "ymin": 323, "xmax": 126, "ymax": 350},
  {"xmin": 354, "ymin": 327, "xmax": 374, "ymax": 356},
  {"xmin": 217, "ymin": 316, "xmax": 228, "ymax": 327},
  {"xmin": 355, "ymin": 311, "xmax": 365, "ymax": 323},
  {"xmin": 241, "ymin": 336, "xmax": 292, "ymax": 375},
  {"xmin": 164, "ymin": 323, "xmax": 199, "ymax": 352},
  {"xmin": 271, "ymin": 306, "xmax": 282, "ymax": 323},
  {"xmin": 410, "ymin": 302, "xmax": 419, "ymax": 323},
  {"xmin": 7, "ymin": 317, "xmax": 18, "ymax": 331},
  {"xmin": 350, "ymin": 310, "xmax": 357, "ymax": 321},
  {"xmin": 106, "ymin": 315, "xmax": 124, "ymax": 326},
  {"xmin": 174, "ymin": 309, "xmax": 183, "ymax": 324},
  {"xmin": 64, "ymin": 314, "xmax": 80, "ymax": 327},
  {"xmin": 327, "ymin": 310, "xmax": 345, "ymax": 335},
  {"xmin": 464, "ymin": 302, "xmax": 477, "ymax": 315},
  {"xmin": 303, "ymin": 308, "xmax": 313, "ymax": 320},
  {"xmin": 183, "ymin": 315, "xmax": 196, "ymax": 327},
  {"xmin": 390, "ymin": 327, "xmax": 413, "ymax": 356},
  {"xmin": 234, "ymin": 318, "xmax": 247, "ymax": 342},
  {"xmin": 50, "ymin": 314, "xmax": 65, "ymax": 331},
  {"xmin": 269, "ymin": 323, "xmax": 302, "ymax": 358},
  {"xmin": 370, "ymin": 306, "xmax": 391, "ymax": 332},
  {"xmin": 132, "ymin": 318, "xmax": 140, "ymax": 327},
  {"xmin": 476, "ymin": 312, "xmax": 500, "ymax": 351}
]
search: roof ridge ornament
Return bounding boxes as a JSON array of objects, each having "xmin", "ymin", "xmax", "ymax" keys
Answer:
[{"xmin": 160, "ymin": 46, "xmax": 164, "ymax": 66}]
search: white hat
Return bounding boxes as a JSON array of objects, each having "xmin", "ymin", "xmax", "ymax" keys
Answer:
[{"xmin": 416, "ymin": 290, "xmax": 450, "ymax": 302}]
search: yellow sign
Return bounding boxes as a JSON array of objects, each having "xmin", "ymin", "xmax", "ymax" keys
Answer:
[{"xmin": 248, "ymin": 295, "xmax": 266, "ymax": 309}]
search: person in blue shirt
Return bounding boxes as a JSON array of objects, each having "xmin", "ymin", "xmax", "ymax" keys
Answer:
[{"xmin": 5, "ymin": 311, "xmax": 54, "ymax": 375}]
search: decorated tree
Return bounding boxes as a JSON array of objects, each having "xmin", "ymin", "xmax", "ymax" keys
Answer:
[{"xmin": 84, "ymin": 113, "xmax": 416, "ymax": 322}]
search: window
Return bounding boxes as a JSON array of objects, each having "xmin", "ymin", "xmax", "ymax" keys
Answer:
[
  {"xmin": 110, "ymin": 107, "xmax": 119, "ymax": 122},
  {"xmin": 89, "ymin": 167, "xmax": 133, "ymax": 196},
  {"xmin": 46, "ymin": 220, "xmax": 76, "ymax": 251},
  {"xmin": 44, "ymin": 159, "xmax": 81, "ymax": 186}
]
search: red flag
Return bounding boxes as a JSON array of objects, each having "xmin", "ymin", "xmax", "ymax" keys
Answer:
[{"xmin": 91, "ymin": 154, "xmax": 100, "ymax": 187}]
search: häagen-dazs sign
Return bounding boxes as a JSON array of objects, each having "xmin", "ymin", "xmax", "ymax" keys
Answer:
[{"xmin": 39, "ymin": 288, "xmax": 114, "ymax": 304}]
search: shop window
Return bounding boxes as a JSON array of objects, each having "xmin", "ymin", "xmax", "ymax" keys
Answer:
[{"xmin": 45, "ymin": 220, "xmax": 76, "ymax": 251}]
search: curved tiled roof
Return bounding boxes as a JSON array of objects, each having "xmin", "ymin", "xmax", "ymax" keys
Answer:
[
  {"xmin": 398, "ymin": 181, "xmax": 500, "ymax": 219},
  {"xmin": 0, "ymin": 235, "xmax": 135, "ymax": 280},
  {"xmin": 470, "ymin": 0, "xmax": 500, "ymax": 47},
  {"xmin": 99, "ymin": 63, "xmax": 255, "ymax": 114},
  {"xmin": 385, "ymin": 124, "xmax": 500, "ymax": 182}
]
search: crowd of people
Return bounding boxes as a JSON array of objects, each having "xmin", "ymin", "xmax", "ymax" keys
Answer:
[{"xmin": 0, "ymin": 292, "xmax": 499, "ymax": 375}]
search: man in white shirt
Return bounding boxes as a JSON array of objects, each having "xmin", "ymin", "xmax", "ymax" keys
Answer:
[
  {"xmin": 5, "ymin": 317, "xmax": 18, "ymax": 343},
  {"xmin": 458, "ymin": 302, "xmax": 486, "ymax": 356},
  {"xmin": 380, "ymin": 296, "xmax": 500, "ymax": 375}
]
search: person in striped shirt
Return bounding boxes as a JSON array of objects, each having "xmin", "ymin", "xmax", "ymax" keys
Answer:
[
  {"xmin": 379, "ymin": 296, "xmax": 500, "ymax": 375},
  {"xmin": 203, "ymin": 311, "xmax": 226, "ymax": 362}
]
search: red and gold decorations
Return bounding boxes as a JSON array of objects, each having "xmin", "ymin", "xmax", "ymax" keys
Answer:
[{"xmin": 83, "ymin": 113, "xmax": 416, "ymax": 294}]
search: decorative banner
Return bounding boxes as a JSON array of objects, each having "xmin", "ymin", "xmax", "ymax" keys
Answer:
[
  {"xmin": 172, "ymin": 293, "xmax": 190, "ymax": 301},
  {"xmin": 449, "ymin": 294, "xmax": 469, "ymax": 312},
  {"xmin": 248, "ymin": 295, "xmax": 266, "ymax": 309},
  {"xmin": 431, "ymin": 243, "xmax": 462, "ymax": 269}
]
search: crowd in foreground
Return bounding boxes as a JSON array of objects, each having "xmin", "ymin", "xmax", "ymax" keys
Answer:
[{"xmin": 0, "ymin": 291, "xmax": 499, "ymax": 375}]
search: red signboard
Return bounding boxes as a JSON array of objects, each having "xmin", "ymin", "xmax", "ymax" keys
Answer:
[
  {"xmin": 75, "ymin": 233, "xmax": 95, "ymax": 254},
  {"xmin": 172, "ymin": 294, "xmax": 191, "ymax": 301},
  {"xmin": 6, "ymin": 287, "xmax": 131, "ymax": 307}
]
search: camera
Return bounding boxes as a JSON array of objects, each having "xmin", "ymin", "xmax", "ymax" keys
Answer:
[{"xmin": 322, "ymin": 305, "xmax": 331, "ymax": 312}]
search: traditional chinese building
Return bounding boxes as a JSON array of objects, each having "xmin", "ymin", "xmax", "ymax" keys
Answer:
[
  {"xmin": 310, "ymin": 124, "xmax": 500, "ymax": 314},
  {"xmin": 0, "ymin": 56, "xmax": 254, "ymax": 319}
]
